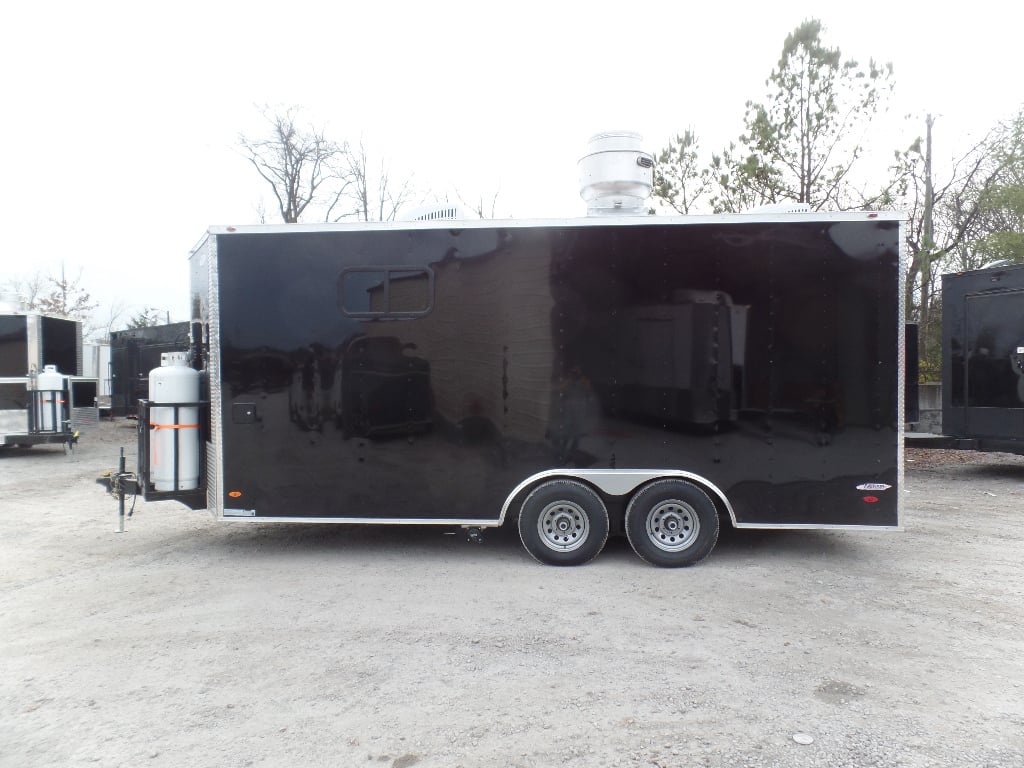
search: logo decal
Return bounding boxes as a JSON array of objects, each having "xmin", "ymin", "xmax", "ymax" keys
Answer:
[{"xmin": 856, "ymin": 483, "xmax": 892, "ymax": 492}]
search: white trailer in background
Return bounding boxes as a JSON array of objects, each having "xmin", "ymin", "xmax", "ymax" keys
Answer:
[
  {"xmin": 0, "ymin": 300, "xmax": 98, "ymax": 448},
  {"xmin": 83, "ymin": 341, "xmax": 112, "ymax": 412}
]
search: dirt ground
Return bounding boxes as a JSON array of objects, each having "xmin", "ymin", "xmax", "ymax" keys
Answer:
[{"xmin": 1, "ymin": 420, "xmax": 1023, "ymax": 768}]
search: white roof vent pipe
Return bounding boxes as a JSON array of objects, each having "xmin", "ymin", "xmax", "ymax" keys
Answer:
[{"xmin": 578, "ymin": 131, "xmax": 654, "ymax": 216}]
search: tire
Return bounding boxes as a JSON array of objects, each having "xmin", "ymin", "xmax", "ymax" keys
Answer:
[
  {"xmin": 518, "ymin": 480, "xmax": 609, "ymax": 566},
  {"xmin": 625, "ymin": 479, "xmax": 719, "ymax": 568}
]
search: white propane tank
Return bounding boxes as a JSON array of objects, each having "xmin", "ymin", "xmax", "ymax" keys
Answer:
[
  {"xmin": 34, "ymin": 364, "xmax": 66, "ymax": 432},
  {"xmin": 149, "ymin": 352, "xmax": 200, "ymax": 491}
]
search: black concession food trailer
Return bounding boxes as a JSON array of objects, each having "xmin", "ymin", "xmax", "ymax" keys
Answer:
[
  {"xmin": 941, "ymin": 262, "xmax": 1024, "ymax": 455},
  {"xmin": 117, "ymin": 210, "xmax": 905, "ymax": 567}
]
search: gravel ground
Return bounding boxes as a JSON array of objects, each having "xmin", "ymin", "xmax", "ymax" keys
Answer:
[{"xmin": 1, "ymin": 420, "xmax": 1023, "ymax": 768}]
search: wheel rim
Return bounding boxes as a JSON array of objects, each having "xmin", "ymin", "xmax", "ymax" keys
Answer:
[
  {"xmin": 537, "ymin": 500, "xmax": 590, "ymax": 552},
  {"xmin": 646, "ymin": 500, "xmax": 700, "ymax": 552}
]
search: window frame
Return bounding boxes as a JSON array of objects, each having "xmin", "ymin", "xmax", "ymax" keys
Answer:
[{"xmin": 337, "ymin": 266, "xmax": 435, "ymax": 319}]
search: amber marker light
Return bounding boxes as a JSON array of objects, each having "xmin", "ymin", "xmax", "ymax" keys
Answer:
[{"xmin": 228, "ymin": 491, "xmax": 243, "ymax": 498}]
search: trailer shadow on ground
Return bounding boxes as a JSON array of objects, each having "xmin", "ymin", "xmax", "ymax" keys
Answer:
[
  {"xmin": 956, "ymin": 463, "xmax": 1024, "ymax": 480},
  {"xmin": 0, "ymin": 445, "xmax": 74, "ymax": 460},
  {"xmin": 140, "ymin": 513, "xmax": 862, "ymax": 569}
]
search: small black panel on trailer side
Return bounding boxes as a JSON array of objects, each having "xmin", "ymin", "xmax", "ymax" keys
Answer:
[
  {"xmin": 40, "ymin": 316, "xmax": 81, "ymax": 376},
  {"xmin": 0, "ymin": 315, "xmax": 29, "ymax": 378},
  {"xmin": 942, "ymin": 263, "xmax": 1024, "ymax": 449},
  {"xmin": 194, "ymin": 216, "xmax": 903, "ymax": 530}
]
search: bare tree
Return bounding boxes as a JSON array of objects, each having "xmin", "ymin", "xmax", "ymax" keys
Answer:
[
  {"xmin": 1, "ymin": 271, "xmax": 47, "ymax": 307},
  {"xmin": 5, "ymin": 267, "xmax": 109, "ymax": 340},
  {"xmin": 30, "ymin": 265, "xmax": 98, "ymax": 320},
  {"xmin": 84, "ymin": 300, "xmax": 129, "ymax": 342},
  {"xmin": 334, "ymin": 138, "xmax": 415, "ymax": 222},
  {"xmin": 453, "ymin": 186, "xmax": 502, "ymax": 218},
  {"xmin": 240, "ymin": 109, "xmax": 419, "ymax": 223},
  {"xmin": 239, "ymin": 106, "xmax": 350, "ymax": 223}
]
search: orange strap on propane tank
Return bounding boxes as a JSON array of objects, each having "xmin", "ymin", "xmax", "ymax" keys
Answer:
[{"xmin": 149, "ymin": 422, "xmax": 200, "ymax": 469}]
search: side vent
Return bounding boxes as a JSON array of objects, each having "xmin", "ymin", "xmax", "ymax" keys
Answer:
[{"xmin": 206, "ymin": 441, "xmax": 218, "ymax": 512}]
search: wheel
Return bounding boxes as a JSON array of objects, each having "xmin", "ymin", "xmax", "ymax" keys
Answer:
[
  {"xmin": 625, "ymin": 479, "xmax": 719, "ymax": 567},
  {"xmin": 518, "ymin": 480, "xmax": 609, "ymax": 566}
]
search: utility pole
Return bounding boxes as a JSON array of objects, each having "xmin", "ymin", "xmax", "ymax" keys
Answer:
[{"xmin": 920, "ymin": 114, "xmax": 935, "ymax": 364}]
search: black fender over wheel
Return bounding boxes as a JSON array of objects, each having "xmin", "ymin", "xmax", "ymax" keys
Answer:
[
  {"xmin": 518, "ymin": 479, "xmax": 609, "ymax": 566},
  {"xmin": 625, "ymin": 479, "xmax": 719, "ymax": 568}
]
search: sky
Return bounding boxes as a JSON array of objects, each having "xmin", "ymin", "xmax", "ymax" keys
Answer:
[{"xmin": 1, "ymin": 0, "xmax": 1021, "ymax": 333}]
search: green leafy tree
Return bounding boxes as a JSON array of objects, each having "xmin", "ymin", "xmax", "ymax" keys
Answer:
[
  {"xmin": 126, "ymin": 307, "xmax": 169, "ymax": 329},
  {"xmin": 651, "ymin": 130, "xmax": 711, "ymax": 214},
  {"xmin": 713, "ymin": 19, "xmax": 893, "ymax": 212},
  {"xmin": 888, "ymin": 108, "xmax": 1024, "ymax": 377},
  {"xmin": 964, "ymin": 110, "xmax": 1024, "ymax": 266}
]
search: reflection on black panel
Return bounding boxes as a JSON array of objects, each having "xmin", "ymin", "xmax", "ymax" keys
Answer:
[
  {"xmin": 966, "ymin": 292, "xmax": 1024, "ymax": 407},
  {"xmin": 0, "ymin": 316, "xmax": 28, "ymax": 377},
  {"xmin": 41, "ymin": 317, "xmax": 79, "ymax": 375},
  {"xmin": 212, "ymin": 220, "xmax": 900, "ymax": 525}
]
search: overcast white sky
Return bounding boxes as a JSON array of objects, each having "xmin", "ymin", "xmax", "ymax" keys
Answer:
[{"xmin": 1, "ymin": 1, "xmax": 1021, "ymax": 329}]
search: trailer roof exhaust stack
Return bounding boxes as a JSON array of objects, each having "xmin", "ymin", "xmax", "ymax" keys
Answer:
[{"xmin": 578, "ymin": 131, "xmax": 654, "ymax": 216}]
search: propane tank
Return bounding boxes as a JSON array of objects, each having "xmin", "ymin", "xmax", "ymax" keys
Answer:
[
  {"xmin": 149, "ymin": 352, "xmax": 200, "ymax": 491},
  {"xmin": 33, "ymin": 365, "xmax": 66, "ymax": 432}
]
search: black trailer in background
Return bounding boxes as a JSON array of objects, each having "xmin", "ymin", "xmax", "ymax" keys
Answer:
[
  {"xmin": 109, "ymin": 322, "xmax": 190, "ymax": 417},
  {"xmin": 941, "ymin": 263, "xmax": 1024, "ymax": 454}
]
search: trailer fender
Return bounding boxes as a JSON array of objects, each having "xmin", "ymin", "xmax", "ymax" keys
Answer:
[{"xmin": 499, "ymin": 469, "xmax": 735, "ymax": 527}]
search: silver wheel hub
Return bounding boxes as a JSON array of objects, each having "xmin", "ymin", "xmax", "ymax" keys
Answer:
[
  {"xmin": 646, "ymin": 500, "xmax": 699, "ymax": 552},
  {"xmin": 538, "ymin": 501, "xmax": 590, "ymax": 552}
]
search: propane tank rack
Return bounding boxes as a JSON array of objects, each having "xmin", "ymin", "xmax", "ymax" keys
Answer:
[
  {"xmin": 135, "ymin": 398, "xmax": 208, "ymax": 507},
  {"xmin": 4, "ymin": 371, "xmax": 80, "ymax": 448}
]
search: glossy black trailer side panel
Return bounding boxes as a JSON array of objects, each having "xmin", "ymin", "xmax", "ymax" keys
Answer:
[
  {"xmin": 200, "ymin": 219, "xmax": 901, "ymax": 527},
  {"xmin": 943, "ymin": 264, "xmax": 1024, "ymax": 444},
  {"xmin": 0, "ymin": 316, "xmax": 31, "ymax": 416}
]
